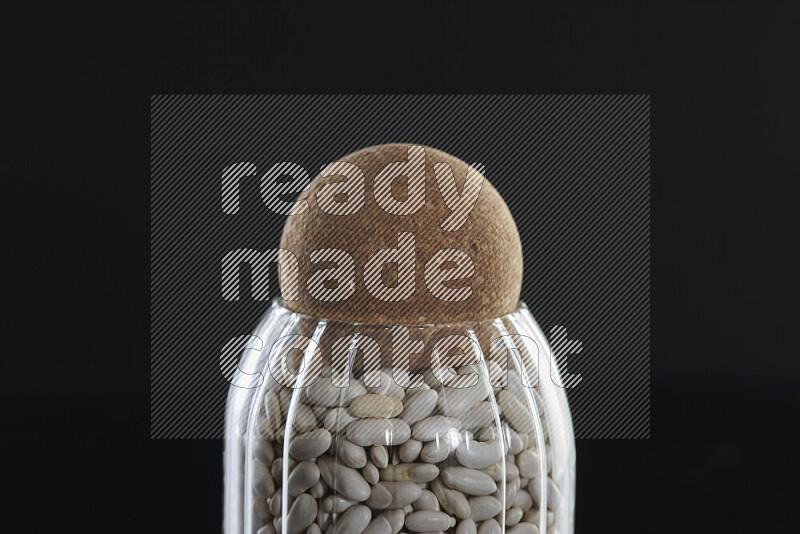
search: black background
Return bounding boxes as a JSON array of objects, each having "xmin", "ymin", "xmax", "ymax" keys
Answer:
[{"xmin": 4, "ymin": 1, "xmax": 798, "ymax": 532}]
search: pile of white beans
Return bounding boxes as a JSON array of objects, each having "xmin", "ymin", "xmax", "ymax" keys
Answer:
[{"xmin": 249, "ymin": 368, "xmax": 559, "ymax": 534}]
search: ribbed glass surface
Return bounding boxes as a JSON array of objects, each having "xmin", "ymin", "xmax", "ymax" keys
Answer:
[{"xmin": 225, "ymin": 299, "xmax": 575, "ymax": 534}]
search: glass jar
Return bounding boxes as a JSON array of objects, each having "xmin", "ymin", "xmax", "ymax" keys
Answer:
[{"xmin": 225, "ymin": 299, "xmax": 575, "ymax": 534}]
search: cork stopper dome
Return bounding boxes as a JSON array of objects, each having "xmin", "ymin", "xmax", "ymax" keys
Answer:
[{"xmin": 279, "ymin": 144, "xmax": 522, "ymax": 324}]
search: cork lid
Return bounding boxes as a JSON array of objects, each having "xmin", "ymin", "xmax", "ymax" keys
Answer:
[{"xmin": 279, "ymin": 144, "xmax": 522, "ymax": 325}]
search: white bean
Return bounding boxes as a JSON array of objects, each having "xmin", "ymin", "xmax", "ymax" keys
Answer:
[
  {"xmin": 519, "ymin": 432, "xmax": 536, "ymax": 451},
  {"xmin": 254, "ymin": 497, "xmax": 271, "ymax": 519},
  {"xmin": 336, "ymin": 438, "xmax": 368, "ymax": 469},
  {"xmin": 317, "ymin": 511, "xmax": 331, "ymax": 530},
  {"xmin": 334, "ymin": 504, "xmax": 372, "ymax": 534},
  {"xmin": 364, "ymin": 371, "xmax": 405, "ymax": 400},
  {"xmin": 522, "ymin": 510, "xmax": 553, "ymax": 527},
  {"xmin": 399, "ymin": 439, "xmax": 422, "ymax": 462},
  {"xmin": 287, "ymin": 494, "xmax": 317, "ymax": 534},
  {"xmin": 323, "ymin": 495, "xmax": 356, "ymax": 513},
  {"xmin": 481, "ymin": 462, "xmax": 518, "ymax": 482},
  {"xmin": 455, "ymin": 519, "xmax": 476, "ymax": 534},
  {"xmin": 254, "ymin": 459, "xmax": 276, "ymax": 497},
  {"xmin": 507, "ymin": 463, "xmax": 520, "ymax": 480},
  {"xmin": 366, "ymin": 483, "xmax": 394, "ymax": 509},
  {"xmin": 431, "ymin": 478, "xmax": 471, "ymax": 520},
  {"xmin": 479, "ymin": 464, "xmax": 502, "ymax": 482},
  {"xmin": 497, "ymin": 391, "xmax": 534, "ymax": 434},
  {"xmin": 363, "ymin": 516, "xmax": 393, "ymax": 534},
  {"xmin": 498, "ymin": 478, "xmax": 519, "ymax": 509},
  {"xmin": 467, "ymin": 496, "xmax": 502, "ymax": 521},
  {"xmin": 441, "ymin": 467, "xmax": 497, "ymax": 496},
  {"xmin": 318, "ymin": 456, "xmax": 370, "ymax": 502},
  {"xmin": 504, "ymin": 427, "xmax": 524, "ymax": 455},
  {"xmin": 310, "ymin": 480, "xmax": 327, "ymax": 498},
  {"xmin": 371, "ymin": 445, "xmax": 389, "ymax": 468},
  {"xmin": 516, "ymin": 449, "xmax": 540, "ymax": 478},
  {"xmin": 307, "ymin": 378, "xmax": 365, "ymax": 407},
  {"xmin": 289, "ymin": 429, "xmax": 332, "ymax": 460},
  {"xmin": 460, "ymin": 402, "xmax": 494, "ymax": 431},
  {"xmin": 477, "ymin": 518, "xmax": 500, "ymax": 534},
  {"xmin": 514, "ymin": 490, "xmax": 533, "ymax": 511},
  {"xmin": 420, "ymin": 439, "xmax": 452, "ymax": 463},
  {"xmin": 350, "ymin": 394, "xmax": 403, "ymax": 418},
  {"xmin": 422, "ymin": 368, "xmax": 445, "ymax": 390},
  {"xmin": 294, "ymin": 403, "xmax": 319, "ymax": 433},
  {"xmin": 437, "ymin": 382, "xmax": 490, "ymax": 416},
  {"xmin": 380, "ymin": 509, "xmax": 406, "ymax": 534},
  {"xmin": 347, "ymin": 419, "xmax": 411, "ymax": 446},
  {"xmin": 528, "ymin": 476, "xmax": 560, "ymax": 508},
  {"xmin": 380, "ymin": 463, "xmax": 439, "ymax": 483},
  {"xmin": 412, "ymin": 416, "xmax": 462, "ymax": 441},
  {"xmin": 508, "ymin": 523, "xmax": 538, "ymax": 534},
  {"xmin": 506, "ymin": 507, "xmax": 523, "ymax": 526},
  {"xmin": 288, "ymin": 461, "xmax": 320, "ymax": 496},
  {"xmin": 323, "ymin": 408, "xmax": 359, "ymax": 433},
  {"xmin": 271, "ymin": 458, "xmax": 292, "ymax": 480},
  {"xmin": 476, "ymin": 427, "xmax": 497, "ymax": 441},
  {"xmin": 400, "ymin": 389, "xmax": 438, "ymax": 425},
  {"xmin": 455, "ymin": 440, "xmax": 503, "ymax": 469},
  {"xmin": 528, "ymin": 477, "xmax": 540, "ymax": 504},
  {"xmin": 362, "ymin": 461, "xmax": 380, "ymax": 485},
  {"xmin": 382, "ymin": 482, "xmax": 423, "ymax": 509},
  {"xmin": 413, "ymin": 489, "xmax": 440, "ymax": 511},
  {"xmin": 405, "ymin": 511, "xmax": 452, "ymax": 532},
  {"xmin": 269, "ymin": 494, "xmax": 281, "ymax": 516}
]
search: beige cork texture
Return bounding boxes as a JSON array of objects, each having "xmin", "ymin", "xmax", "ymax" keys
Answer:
[{"xmin": 279, "ymin": 144, "xmax": 522, "ymax": 325}]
